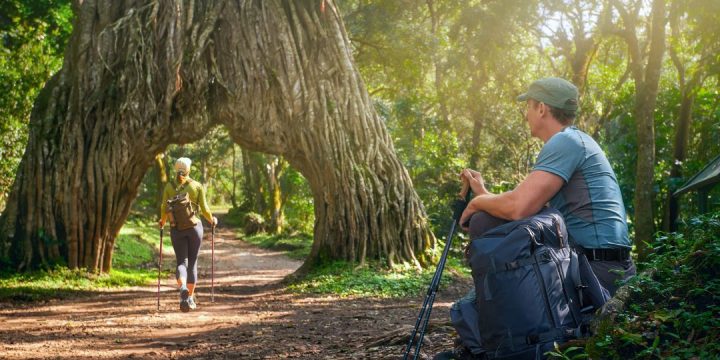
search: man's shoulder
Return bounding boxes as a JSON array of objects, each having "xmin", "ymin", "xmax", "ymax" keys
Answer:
[{"xmin": 544, "ymin": 128, "xmax": 584, "ymax": 151}]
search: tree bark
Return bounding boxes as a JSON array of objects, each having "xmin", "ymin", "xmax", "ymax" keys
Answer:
[
  {"xmin": 230, "ymin": 144, "xmax": 238, "ymax": 208},
  {"xmin": 662, "ymin": 5, "xmax": 709, "ymax": 232},
  {"xmin": 267, "ymin": 156, "xmax": 286, "ymax": 235},
  {"xmin": 426, "ymin": 0, "xmax": 450, "ymax": 132},
  {"xmin": 217, "ymin": 1, "xmax": 434, "ymax": 269},
  {"xmin": 468, "ymin": 73, "xmax": 488, "ymax": 170},
  {"xmin": 633, "ymin": 0, "xmax": 665, "ymax": 259},
  {"xmin": 155, "ymin": 154, "xmax": 168, "ymax": 219},
  {"xmin": 664, "ymin": 91, "xmax": 694, "ymax": 232},
  {"xmin": 241, "ymin": 151, "xmax": 268, "ymax": 215},
  {"xmin": 611, "ymin": 0, "xmax": 665, "ymax": 259},
  {"xmin": 0, "ymin": 0, "xmax": 434, "ymax": 272}
]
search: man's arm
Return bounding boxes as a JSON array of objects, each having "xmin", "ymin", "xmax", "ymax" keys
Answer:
[{"xmin": 460, "ymin": 170, "xmax": 565, "ymax": 227}]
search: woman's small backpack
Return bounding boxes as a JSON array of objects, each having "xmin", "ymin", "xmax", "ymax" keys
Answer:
[{"xmin": 166, "ymin": 192, "xmax": 198, "ymax": 230}]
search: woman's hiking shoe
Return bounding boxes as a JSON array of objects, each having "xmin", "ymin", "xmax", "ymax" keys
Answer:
[
  {"xmin": 187, "ymin": 296, "xmax": 197, "ymax": 310},
  {"xmin": 179, "ymin": 286, "xmax": 190, "ymax": 313}
]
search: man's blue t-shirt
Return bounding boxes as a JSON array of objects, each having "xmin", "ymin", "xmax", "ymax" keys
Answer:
[{"xmin": 533, "ymin": 127, "xmax": 631, "ymax": 249}]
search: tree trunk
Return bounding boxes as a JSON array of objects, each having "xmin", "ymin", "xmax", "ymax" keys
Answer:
[
  {"xmin": 241, "ymin": 151, "xmax": 268, "ymax": 215},
  {"xmin": 569, "ymin": 34, "xmax": 599, "ymax": 104},
  {"xmin": 155, "ymin": 154, "xmax": 168, "ymax": 219},
  {"xmin": 218, "ymin": 1, "xmax": 434, "ymax": 269},
  {"xmin": 427, "ymin": 0, "xmax": 450, "ymax": 132},
  {"xmin": 468, "ymin": 73, "xmax": 487, "ymax": 170},
  {"xmin": 230, "ymin": 144, "xmax": 238, "ymax": 208},
  {"xmin": 468, "ymin": 113, "xmax": 483, "ymax": 170},
  {"xmin": 0, "ymin": 0, "xmax": 434, "ymax": 272},
  {"xmin": 200, "ymin": 159, "xmax": 208, "ymax": 185},
  {"xmin": 632, "ymin": 0, "xmax": 665, "ymax": 259},
  {"xmin": 662, "ymin": 6, "xmax": 707, "ymax": 233},
  {"xmin": 266, "ymin": 156, "xmax": 286, "ymax": 235},
  {"xmin": 663, "ymin": 93, "xmax": 693, "ymax": 231}
]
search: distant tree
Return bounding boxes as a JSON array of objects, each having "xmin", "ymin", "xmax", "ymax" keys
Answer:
[
  {"xmin": 238, "ymin": 151, "xmax": 287, "ymax": 234},
  {"xmin": 606, "ymin": 0, "xmax": 666, "ymax": 258}
]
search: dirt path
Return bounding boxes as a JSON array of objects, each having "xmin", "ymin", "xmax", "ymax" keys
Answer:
[{"xmin": 0, "ymin": 222, "xmax": 468, "ymax": 359}]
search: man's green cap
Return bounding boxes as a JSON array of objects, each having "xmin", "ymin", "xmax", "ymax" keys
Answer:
[{"xmin": 517, "ymin": 77, "xmax": 578, "ymax": 111}]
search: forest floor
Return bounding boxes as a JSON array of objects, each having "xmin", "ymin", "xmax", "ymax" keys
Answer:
[{"xmin": 0, "ymin": 217, "xmax": 469, "ymax": 359}]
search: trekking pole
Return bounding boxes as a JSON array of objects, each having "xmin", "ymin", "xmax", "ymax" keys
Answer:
[
  {"xmin": 157, "ymin": 227, "xmax": 164, "ymax": 311},
  {"xmin": 211, "ymin": 223, "xmax": 215, "ymax": 303},
  {"xmin": 403, "ymin": 187, "xmax": 472, "ymax": 360}
]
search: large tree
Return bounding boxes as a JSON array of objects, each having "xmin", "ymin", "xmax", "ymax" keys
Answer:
[{"xmin": 0, "ymin": 0, "xmax": 434, "ymax": 272}]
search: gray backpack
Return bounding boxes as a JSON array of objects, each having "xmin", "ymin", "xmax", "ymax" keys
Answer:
[{"xmin": 450, "ymin": 208, "xmax": 608, "ymax": 360}]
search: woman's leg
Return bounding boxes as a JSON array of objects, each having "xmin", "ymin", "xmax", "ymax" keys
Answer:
[
  {"xmin": 186, "ymin": 222, "xmax": 204, "ymax": 297},
  {"xmin": 170, "ymin": 228, "xmax": 189, "ymax": 288}
]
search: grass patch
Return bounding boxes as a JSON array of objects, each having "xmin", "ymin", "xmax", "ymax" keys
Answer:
[
  {"xmin": 243, "ymin": 232, "xmax": 313, "ymax": 260},
  {"xmin": 0, "ymin": 267, "xmax": 156, "ymax": 301},
  {"xmin": 288, "ymin": 255, "xmax": 470, "ymax": 298},
  {"xmin": 0, "ymin": 219, "xmax": 168, "ymax": 302}
]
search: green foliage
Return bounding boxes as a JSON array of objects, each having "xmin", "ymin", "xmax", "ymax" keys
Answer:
[
  {"xmin": 0, "ymin": 0, "xmax": 72, "ymax": 211},
  {"xmin": 242, "ymin": 232, "xmax": 312, "ymax": 260},
  {"xmin": 114, "ymin": 219, "xmax": 165, "ymax": 268},
  {"xmin": 346, "ymin": 0, "xmax": 540, "ymax": 239},
  {"xmin": 0, "ymin": 220, "xmax": 164, "ymax": 301},
  {"xmin": 586, "ymin": 213, "xmax": 720, "ymax": 359},
  {"xmin": 545, "ymin": 344, "xmax": 589, "ymax": 360},
  {"xmin": 288, "ymin": 257, "xmax": 469, "ymax": 298},
  {"xmin": 280, "ymin": 166, "xmax": 315, "ymax": 234},
  {"xmin": 0, "ymin": 267, "xmax": 156, "ymax": 302}
]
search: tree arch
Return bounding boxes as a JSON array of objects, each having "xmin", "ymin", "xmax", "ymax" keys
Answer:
[{"xmin": 0, "ymin": 0, "xmax": 434, "ymax": 272}]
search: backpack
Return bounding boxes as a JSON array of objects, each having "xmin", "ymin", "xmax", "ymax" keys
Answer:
[
  {"xmin": 166, "ymin": 192, "xmax": 199, "ymax": 230},
  {"xmin": 450, "ymin": 208, "xmax": 609, "ymax": 360}
]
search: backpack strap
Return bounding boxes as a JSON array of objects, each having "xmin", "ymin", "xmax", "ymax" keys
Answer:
[
  {"xmin": 568, "ymin": 250, "xmax": 586, "ymax": 308},
  {"xmin": 174, "ymin": 180, "xmax": 200, "ymax": 212},
  {"xmin": 508, "ymin": 326, "xmax": 580, "ymax": 348},
  {"xmin": 479, "ymin": 251, "xmax": 553, "ymax": 275},
  {"xmin": 174, "ymin": 180, "xmax": 189, "ymax": 193},
  {"xmin": 503, "ymin": 252, "xmax": 551, "ymax": 272},
  {"xmin": 552, "ymin": 213, "xmax": 565, "ymax": 248}
]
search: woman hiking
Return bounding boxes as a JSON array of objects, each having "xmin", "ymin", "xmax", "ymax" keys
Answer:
[{"xmin": 158, "ymin": 157, "xmax": 217, "ymax": 312}]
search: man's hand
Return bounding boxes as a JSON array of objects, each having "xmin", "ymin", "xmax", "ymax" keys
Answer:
[
  {"xmin": 459, "ymin": 199, "xmax": 476, "ymax": 232},
  {"xmin": 158, "ymin": 219, "xmax": 165, "ymax": 229},
  {"xmin": 212, "ymin": 217, "xmax": 218, "ymax": 227},
  {"xmin": 460, "ymin": 169, "xmax": 488, "ymax": 195}
]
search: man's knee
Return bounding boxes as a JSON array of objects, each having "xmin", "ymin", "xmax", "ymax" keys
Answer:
[{"xmin": 468, "ymin": 211, "xmax": 507, "ymax": 239}]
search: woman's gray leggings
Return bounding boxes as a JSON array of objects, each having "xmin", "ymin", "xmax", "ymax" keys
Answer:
[{"xmin": 170, "ymin": 221, "xmax": 203, "ymax": 284}]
